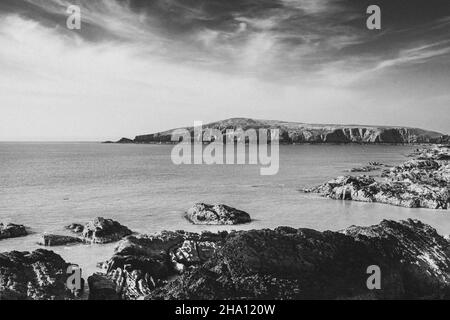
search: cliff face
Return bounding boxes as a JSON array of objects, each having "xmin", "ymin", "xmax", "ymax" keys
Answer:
[{"xmin": 120, "ymin": 118, "xmax": 448, "ymax": 144}]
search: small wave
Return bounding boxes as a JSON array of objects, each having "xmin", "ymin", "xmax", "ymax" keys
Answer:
[{"xmin": 248, "ymin": 183, "xmax": 286, "ymax": 189}]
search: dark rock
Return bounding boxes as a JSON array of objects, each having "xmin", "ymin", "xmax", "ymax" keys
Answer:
[
  {"xmin": 67, "ymin": 217, "xmax": 132, "ymax": 244},
  {"xmin": 186, "ymin": 203, "xmax": 251, "ymax": 225},
  {"xmin": 0, "ymin": 223, "xmax": 28, "ymax": 240},
  {"xmin": 101, "ymin": 230, "xmax": 228, "ymax": 299},
  {"xmin": 148, "ymin": 219, "xmax": 450, "ymax": 300},
  {"xmin": 38, "ymin": 234, "xmax": 83, "ymax": 246},
  {"xmin": 0, "ymin": 249, "xmax": 79, "ymax": 300},
  {"xmin": 88, "ymin": 273, "xmax": 121, "ymax": 300}
]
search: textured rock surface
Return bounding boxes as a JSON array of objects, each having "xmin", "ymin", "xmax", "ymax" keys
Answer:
[
  {"xmin": 99, "ymin": 230, "xmax": 228, "ymax": 299},
  {"xmin": 38, "ymin": 234, "xmax": 83, "ymax": 246},
  {"xmin": 0, "ymin": 223, "xmax": 28, "ymax": 240},
  {"xmin": 186, "ymin": 203, "xmax": 251, "ymax": 225},
  {"xmin": 147, "ymin": 219, "xmax": 450, "ymax": 300},
  {"xmin": 67, "ymin": 217, "xmax": 132, "ymax": 244},
  {"xmin": 414, "ymin": 145, "xmax": 450, "ymax": 160},
  {"xmin": 306, "ymin": 145, "xmax": 450, "ymax": 210},
  {"xmin": 88, "ymin": 273, "xmax": 121, "ymax": 300},
  {"xmin": 116, "ymin": 118, "xmax": 448, "ymax": 144},
  {"xmin": 65, "ymin": 223, "xmax": 84, "ymax": 233},
  {"xmin": 0, "ymin": 249, "xmax": 78, "ymax": 300}
]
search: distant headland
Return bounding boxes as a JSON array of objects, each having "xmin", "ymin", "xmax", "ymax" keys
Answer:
[{"xmin": 106, "ymin": 118, "xmax": 449, "ymax": 144}]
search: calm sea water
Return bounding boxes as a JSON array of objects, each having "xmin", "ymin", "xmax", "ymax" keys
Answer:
[{"xmin": 1, "ymin": 142, "xmax": 449, "ymax": 276}]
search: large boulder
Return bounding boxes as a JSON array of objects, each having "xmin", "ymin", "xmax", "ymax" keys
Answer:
[
  {"xmin": 0, "ymin": 249, "xmax": 80, "ymax": 300},
  {"xmin": 186, "ymin": 203, "xmax": 251, "ymax": 225},
  {"xmin": 100, "ymin": 230, "xmax": 228, "ymax": 299},
  {"xmin": 67, "ymin": 217, "xmax": 132, "ymax": 244},
  {"xmin": 0, "ymin": 223, "xmax": 28, "ymax": 240},
  {"xmin": 148, "ymin": 219, "xmax": 450, "ymax": 300}
]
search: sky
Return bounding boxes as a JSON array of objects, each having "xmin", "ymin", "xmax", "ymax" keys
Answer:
[{"xmin": 0, "ymin": 0, "xmax": 449, "ymax": 141}]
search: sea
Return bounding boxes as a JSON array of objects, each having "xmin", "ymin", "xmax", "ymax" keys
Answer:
[{"xmin": 1, "ymin": 142, "xmax": 449, "ymax": 276}]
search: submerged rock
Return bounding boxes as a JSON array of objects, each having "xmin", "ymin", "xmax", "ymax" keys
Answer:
[
  {"xmin": 0, "ymin": 223, "xmax": 28, "ymax": 240},
  {"xmin": 348, "ymin": 162, "xmax": 385, "ymax": 173},
  {"xmin": 67, "ymin": 217, "xmax": 132, "ymax": 244},
  {"xmin": 38, "ymin": 234, "xmax": 83, "ymax": 247},
  {"xmin": 148, "ymin": 219, "xmax": 450, "ymax": 300},
  {"xmin": 186, "ymin": 203, "xmax": 251, "ymax": 225},
  {"xmin": 0, "ymin": 249, "xmax": 80, "ymax": 300}
]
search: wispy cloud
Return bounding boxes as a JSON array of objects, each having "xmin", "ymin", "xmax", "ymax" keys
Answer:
[
  {"xmin": 0, "ymin": 0, "xmax": 449, "ymax": 139},
  {"xmin": 373, "ymin": 41, "xmax": 450, "ymax": 71},
  {"xmin": 3, "ymin": 0, "xmax": 448, "ymax": 81}
]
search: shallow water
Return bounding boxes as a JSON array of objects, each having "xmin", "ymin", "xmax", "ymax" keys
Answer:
[{"xmin": 1, "ymin": 142, "xmax": 449, "ymax": 276}]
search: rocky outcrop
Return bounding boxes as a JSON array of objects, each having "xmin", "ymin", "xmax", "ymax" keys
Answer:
[
  {"xmin": 147, "ymin": 219, "xmax": 450, "ymax": 300},
  {"xmin": 98, "ymin": 230, "xmax": 228, "ymax": 299},
  {"xmin": 116, "ymin": 118, "xmax": 447, "ymax": 144},
  {"xmin": 305, "ymin": 175, "xmax": 449, "ymax": 209},
  {"xmin": 382, "ymin": 159, "xmax": 449, "ymax": 187},
  {"xmin": 306, "ymin": 145, "xmax": 450, "ymax": 210},
  {"xmin": 0, "ymin": 249, "xmax": 80, "ymax": 300},
  {"xmin": 413, "ymin": 145, "xmax": 450, "ymax": 160},
  {"xmin": 67, "ymin": 217, "xmax": 132, "ymax": 244},
  {"xmin": 186, "ymin": 203, "xmax": 251, "ymax": 225},
  {"xmin": 0, "ymin": 223, "xmax": 28, "ymax": 240},
  {"xmin": 38, "ymin": 234, "xmax": 83, "ymax": 246}
]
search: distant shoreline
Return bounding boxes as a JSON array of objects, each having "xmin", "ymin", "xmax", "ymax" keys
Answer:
[{"xmin": 106, "ymin": 118, "xmax": 449, "ymax": 145}]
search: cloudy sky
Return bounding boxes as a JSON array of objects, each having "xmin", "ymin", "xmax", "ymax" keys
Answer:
[{"xmin": 0, "ymin": 0, "xmax": 449, "ymax": 140}]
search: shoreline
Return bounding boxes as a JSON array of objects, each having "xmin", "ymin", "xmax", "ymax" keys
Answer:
[
  {"xmin": 1, "ymin": 217, "xmax": 449, "ymax": 300},
  {"xmin": 304, "ymin": 144, "xmax": 450, "ymax": 210},
  {"xmin": 1, "ymin": 144, "xmax": 449, "ymax": 300}
]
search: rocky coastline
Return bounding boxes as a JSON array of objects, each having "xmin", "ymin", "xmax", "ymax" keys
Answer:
[
  {"xmin": 1, "ymin": 218, "xmax": 449, "ymax": 300},
  {"xmin": 304, "ymin": 145, "xmax": 450, "ymax": 210},
  {"xmin": 1, "ymin": 145, "xmax": 449, "ymax": 300}
]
